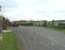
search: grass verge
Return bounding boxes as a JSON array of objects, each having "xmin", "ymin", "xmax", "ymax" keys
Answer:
[
  {"xmin": 48, "ymin": 27, "xmax": 65, "ymax": 33},
  {"xmin": 0, "ymin": 32, "xmax": 19, "ymax": 50},
  {"xmin": 56, "ymin": 28, "xmax": 65, "ymax": 34}
]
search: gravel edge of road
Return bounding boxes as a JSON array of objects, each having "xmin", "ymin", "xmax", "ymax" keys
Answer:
[{"xmin": 15, "ymin": 32, "xmax": 24, "ymax": 50}]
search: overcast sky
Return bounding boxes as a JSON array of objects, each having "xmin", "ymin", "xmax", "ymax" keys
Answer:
[{"xmin": 0, "ymin": 0, "xmax": 65, "ymax": 21}]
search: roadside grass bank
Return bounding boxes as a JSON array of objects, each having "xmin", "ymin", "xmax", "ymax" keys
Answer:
[
  {"xmin": 0, "ymin": 32, "xmax": 19, "ymax": 50},
  {"xmin": 55, "ymin": 28, "xmax": 65, "ymax": 34},
  {"xmin": 47, "ymin": 26, "xmax": 65, "ymax": 33}
]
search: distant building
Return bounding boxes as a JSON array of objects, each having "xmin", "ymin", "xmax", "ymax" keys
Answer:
[{"xmin": 53, "ymin": 20, "xmax": 65, "ymax": 27}]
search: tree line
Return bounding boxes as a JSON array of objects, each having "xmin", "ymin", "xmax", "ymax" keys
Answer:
[
  {"xmin": 11, "ymin": 20, "xmax": 65, "ymax": 29},
  {"xmin": 0, "ymin": 16, "xmax": 11, "ymax": 30}
]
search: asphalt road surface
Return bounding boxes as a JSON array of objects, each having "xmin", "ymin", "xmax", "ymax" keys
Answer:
[{"xmin": 12, "ymin": 26, "xmax": 65, "ymax": 50}]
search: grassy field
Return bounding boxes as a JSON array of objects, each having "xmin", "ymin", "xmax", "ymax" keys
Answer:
[{"xmin": 0, "ymin": 32, "xmax": 19, "ymax": 50}]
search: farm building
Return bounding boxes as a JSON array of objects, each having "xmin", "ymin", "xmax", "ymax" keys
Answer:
[{"xmin": 53, "ymin": 20, "xmax": 65, "ymax": 28}]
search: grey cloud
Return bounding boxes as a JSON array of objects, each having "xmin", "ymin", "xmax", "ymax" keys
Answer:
[
  {"xmin": 54, "ymin": 10, "xmax": 65, "ymax": 13},
  {"xmin": 0, "ymin": 0, "xmax": 18, "ymax": 8}
]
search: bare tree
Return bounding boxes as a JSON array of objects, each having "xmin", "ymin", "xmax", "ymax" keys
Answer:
[{"xmin": 0, "ymin": 5, "xmax": 2, "ymax": 33}]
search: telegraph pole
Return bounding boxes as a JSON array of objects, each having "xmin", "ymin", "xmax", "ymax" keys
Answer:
[{"xmin": 0, "ymin": 5, "xmax": 2, "ymax": 11}]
